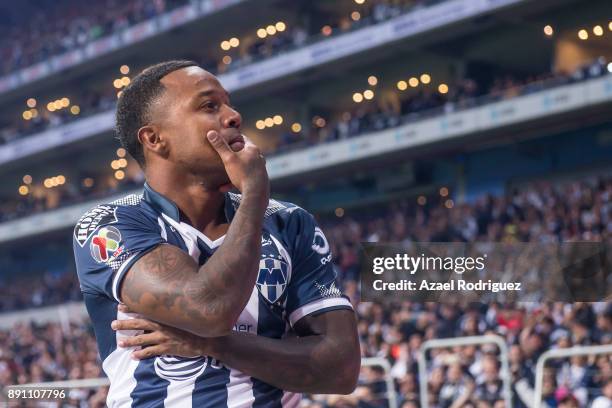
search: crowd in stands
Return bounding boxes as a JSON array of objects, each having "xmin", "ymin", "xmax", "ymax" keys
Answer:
[
  {"xmin": 1, "ymin": 175, "xmax": 610, "ymax": 407},
  {"xmin": 0, "ymin": 0, "xmax": 438, "ymax": 78},
  {"xmin": 0, "ymin": 0, "xmax": 444, "ymax": 146},
  {"xmin": 0, "ymin": 56, "xmax": 609, "ymax": 225},
  {"xmin": 0, "ymin": 0, "xmax": 186, "ymax": 76}
]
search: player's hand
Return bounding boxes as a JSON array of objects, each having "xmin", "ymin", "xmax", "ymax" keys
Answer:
[
  {"xmin": 111, "ymin": 304, "xmax": 218, "ymax": 359},
  {"xmin": 207, "ymin": 130, "xmax": 269, "ymax": 202}
]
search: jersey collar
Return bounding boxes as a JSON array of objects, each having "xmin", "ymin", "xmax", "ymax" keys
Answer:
[{"xmin": 143, "ymin": 182, "xmax": 236, "ymax": 224}]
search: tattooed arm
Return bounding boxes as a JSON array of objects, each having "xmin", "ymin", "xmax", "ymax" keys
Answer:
[{"xmin": 119, "ymin": 133, "xmax": 269, "ymax": 337}]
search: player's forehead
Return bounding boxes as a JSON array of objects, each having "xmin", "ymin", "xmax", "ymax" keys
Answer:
[{"xmin": 160, "ymin": 66, "xmax": 226, "ymax": 98}]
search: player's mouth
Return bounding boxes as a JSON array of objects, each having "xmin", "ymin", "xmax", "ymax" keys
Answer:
[{"xmin": 228, "ymin": 134, "xmax": 245, "ymax": 152}]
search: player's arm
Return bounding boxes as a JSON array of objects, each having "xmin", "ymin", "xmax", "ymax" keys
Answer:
[
  {"xmin": 206, "ymin": 309, "xmax": 361, "ymax": 394},
  {"xmin": 113, "ymin": 308, "xmax": 361, "ymax": 394},
  {"xmin": 119, "ymin": 132, "xmax": 269, "ymax": 338}
]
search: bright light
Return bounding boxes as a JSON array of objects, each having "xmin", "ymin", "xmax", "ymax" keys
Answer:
[
  {"xmin": 113, "ymin": 79, "xmax": 122, "ymax": 89},
  {"xmin": 420, "ymin": 74, "xmax": 431, "ymax": 84},
  {"xmin": 609, "ymin": 21, "xmax": 612, "ymax": 31},
  {"xmin": 23, "ymin": 175, "xmax": 32, "ymax": 184},
  {"xmin": 578, "ymin": 29, "xmax": 588, "ymax": 40},
  {"xmin": 47, "ymin": 102, "xmax": 55, "ymax": 112},
  {"xmin": 114, "ymin": 170, "xmax": 125, "ymax": 180},
  {"xmin": 397, "ymin": 80, "xmax": 408, "ymax": 91},
  {"xmin": 408, "ymin": 77, "xmax": 419, "ymax": 87},
  {"xmin": 120, "ymin": 65, "xmax": 130, "ymax": 75},
  {"xmin": 30, "ymin": 108, "xmax": 38, "ymax": 118},
  {"xmin": 117, "ymin": 91, "xmax": 123, "ymax": 99},
  {"xmin": 256, "ymin": 120, "xmax": 266, "ymax": 130},
  {"xmin": 111, "ymin": 160, "xmax": 120, "ymax": 170},
  {"xmin": 417, "ymin": 195, "xmax": 427, "ymax": 206},
  {"xmin": 18, "ymin": 185, "xmax": 29, "ymax": 196},
  {"xmin": 53, "ymin": 101, "xmax": 62, "ymax": 110},
  {"xmin": 335, "ymin": 208, "xmax": 345, "ymax": 217},
  {"xmin": 291, "ymin": 123, "xmax": 302, "ymax": 133},
  {"xmin": 229, "ymin": 37, "xmax": 240, "ymax": 47},
  {"xmin": 61, "ymin": 97, "xmax": 70, "ymax": 107},
  {"xmin": 257, "ymin": 28, "xmax": 267, "ymax": 38},
  {"xmin": 353, "ymin": 92, "xmax": 364, "ymax": 103},
  {"xmin": 43, "ymin": 178, "xmax": 53, "ymax": 188},
  {"xmin": 266, "ymin": 25, "xmax": 276, "ymax": 35},
  {"xmin": 351, "ymin": 11, "xmax": 361, "ymax": 21},
  {"xmin": 264, "ymin": 117, "xmax": 274, "ymax": 127},
  {"xmin": 117, "ymin": 148, "xmax": 126, "ymax": 157},
  {"xmin": 354, "ymin": 0, "xmax": 365, "ymax": 4},
  {"xmin": 221, "ymin": 40, "xmax": 231, "ymax": 50},
  {"xmin": 608, "ymin": 62, "xmax": 612, "ymax": 73},
  {"xmin": 273, "ymin": 115, "xmax": 283, "ymax": 125},
  {"xmin": 22, "ymin": 111, "xmax": 32, "ymax": 120},
  {"xmin": 26, "ymin": 98, "xmax": 36, "ymax": 108},
  {"xmin": 363, "ymin": 89, "xmax": 374, "ymax": 100},
  {"xmin": 70, "ymin": 105, "xmax": 80, "ymax": 115},
  {"xmin": 593, "ymin": 25, "xmax": 604, "ymax": 36},
  {"xmin": 57, "ymin": 175, "xmax": 66, "ymax": 185},
  {"xmin": 117, "ymin": 158, "xmax": 128, "ymax": 168},
  {"xmin": 321, "ymin": 25, "xmax": 332, "ymax": 36},
  {"xmin": 222, "ymin": 55, "xmax": 232, "ymax": 65},
  {"xmin": 543, "ymin": 25, "xmax": 553, "ymax": 36},
  {"xmin": 438, "ymin": 83, "xmax": 449, "ymax": 94},
  {"xmin": 440, "ymin": 187, "xmax": 449, "ymax": 197},
  {"xmin": 368, "ymin": 75, "xmax": 378, "ymax": 86},
  {"xmin": 275, "ymin": 22, "xmax": 286, "ymax": 32},
  {"xmin": 121, "ymin": 77, "xmax": 130, "ymax": 86},
  {"xmin": 445, "ymin": 199, "xmax": 454, "ymax": 209}
]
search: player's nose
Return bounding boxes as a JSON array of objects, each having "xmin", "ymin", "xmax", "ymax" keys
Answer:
[{"xmin": 222, "ymin": 105, "xmax": 242, "ymax": 129}]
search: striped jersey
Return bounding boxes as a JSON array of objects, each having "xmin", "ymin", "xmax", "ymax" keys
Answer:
[{"xmin": 72, "ymin": 182, "xmax": 353, "ymax": 407}]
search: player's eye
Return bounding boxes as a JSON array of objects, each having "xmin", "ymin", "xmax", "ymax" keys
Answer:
[{"xmin": 201, "ymin": 101, "xmax": 218, "ymax": 111}]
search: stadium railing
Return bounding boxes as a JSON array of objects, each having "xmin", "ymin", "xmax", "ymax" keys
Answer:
[
  {"xmin": 417, "ymin": 334, "xmax": 513, "ymax": 407},
  {"xmin": 533, "ymin": 344, "xmax": 612, "ymax": 408}
]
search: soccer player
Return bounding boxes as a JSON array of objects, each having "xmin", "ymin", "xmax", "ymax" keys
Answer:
[{"xmin": 72, "ymin": 60, "xmax": 360, "ymax": 407}]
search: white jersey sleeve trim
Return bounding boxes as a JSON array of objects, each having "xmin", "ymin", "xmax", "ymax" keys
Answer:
[
  {"xmin": 111, "ymin": 253, "xmax": 138, "ymax": 303},
  {"xmin": 288, "ymin": 297, "xmax": 353, "ymax": 327}
]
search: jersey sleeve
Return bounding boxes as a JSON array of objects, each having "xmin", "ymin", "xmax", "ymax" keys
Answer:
[
  {"xmin": 284, "ymin": 207, "xmax": 353, "ymax": 327},
  {"xmin": 72, "ymin": 204, "xmax": 165, "ymax": 302}
]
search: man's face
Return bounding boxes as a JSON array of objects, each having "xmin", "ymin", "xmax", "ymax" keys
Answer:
[{"xmin": 154, "ymin": 66, "xmax": 244, "ymax": 188}]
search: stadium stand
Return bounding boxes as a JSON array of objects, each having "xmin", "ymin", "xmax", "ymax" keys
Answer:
[
  {"xmin": 1, "ymin": 175, "xmax": 611, "ymax": 406},
  {"xmin": 0, "ymin": 0, "xmax": 610, "ymax": 407}
]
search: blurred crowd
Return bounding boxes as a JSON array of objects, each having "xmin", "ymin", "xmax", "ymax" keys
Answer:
[
  {"xmin": 0, "ymin": 0, "xmax": 186, "ymax": 75},
  {"xmin": 0, "ymin": 0, "xmax": 438, "ymax": 77},
  {"xmin": 1, "ymin": 56, "xmax": 609, "ymax": 225},
  {"xmin": 0, "ymin": 0, "xmax": 444, "ymax": 146},
  {"xmin": 1, "ymin": 175, "xmax": 611, "ymax": 407}
]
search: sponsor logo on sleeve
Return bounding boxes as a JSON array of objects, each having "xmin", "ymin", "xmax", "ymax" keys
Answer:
[{"xmin": 311, "ymin": 227, "xmax": 330, "ymax": 255}]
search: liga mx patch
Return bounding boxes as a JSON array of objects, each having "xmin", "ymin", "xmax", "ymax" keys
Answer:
[
  {"xmin": 257, "ymin": 255, "xmax": 289, "ymax": 303},
  {"xmin": 90, "ymin": 226, "xmax": 124, "ymax": 263},
  {"xmin": 74, "ymin": 205, "xmax": 118, "ymax": 247}
]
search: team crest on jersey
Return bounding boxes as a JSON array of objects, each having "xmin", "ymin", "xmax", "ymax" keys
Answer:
[
  {"xmin": 257, "ymin": 255, "xmax": 289, "ymax": 303},
  {"xmin": 74, "ymin": 205, "xmax": 118, "ymax": 247},
  {"xmin": 90, "ymin": 226, "xmax": 123, "ymax": 263}
]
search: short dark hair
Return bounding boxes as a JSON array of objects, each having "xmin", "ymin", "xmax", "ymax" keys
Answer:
[{"xmin": 115, "ymin": 60, "xmax": 198, "ymax": 167}]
